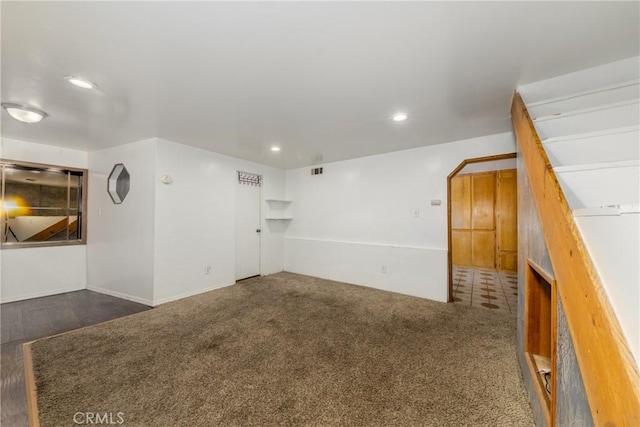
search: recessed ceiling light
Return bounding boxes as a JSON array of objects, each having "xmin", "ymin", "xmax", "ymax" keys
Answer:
[
  {"xmin": 271, "ymin": 146, "xmax": 281, "ymax": 152},
  {"xmin": 392, "ymin": 113, "xmax": 408, "ymax": 122},
  {"xmin": 65, "ymin": 76, "xmax": 98, "ymax": 90},
  {"xmin": 1, "ymin": 103, "xmax": 48, "ymax": 124}
]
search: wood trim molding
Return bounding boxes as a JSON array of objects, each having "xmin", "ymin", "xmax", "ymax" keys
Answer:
[
  {"xmin": 446, "ymin": 153, "xmax": 516, "ymax": 302},
  {"xmin": 511, "ymin": 92, "xmax": 640, "ymax": 426},
  {"xmin": 23, "ymin": 342, "xmax": 40, "ymax": 427}
]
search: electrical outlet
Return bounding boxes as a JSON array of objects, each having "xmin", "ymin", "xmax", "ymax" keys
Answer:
[
  {"xmin": 205, "ymin": 266, "xmax": 212, "ymax": 275},
  {"xmin": 381, "ymin": 265, "xmax": 387, "ymax": 274}
]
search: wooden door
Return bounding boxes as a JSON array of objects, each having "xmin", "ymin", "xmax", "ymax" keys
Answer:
[
  {"xmin": 471, "ymin": 173, "xmax": 496, "ymax": 268},
  {"xmin": 496, "ymin": 169, "xmax": 518, "ymax": 271},
  {"xmin": 451, "ymin": 175, "xmax": 471, "ymax": 266},
  {"xmin": 451, "ymin": 172, "xmax": 496, "ymax": 268},
  {"xmin": 451, "ymin": 168, "xmax": 517, "ymax": 271}
]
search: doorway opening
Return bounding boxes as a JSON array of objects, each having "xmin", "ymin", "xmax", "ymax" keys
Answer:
[{"xmin": 447, "ymin": 153, "xmax": 517, "ymax": 313}]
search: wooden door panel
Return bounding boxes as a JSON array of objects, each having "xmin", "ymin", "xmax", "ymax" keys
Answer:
[
  {"xmin": 451, "ymin": 175, "xmax": 471, "ymax": 229},
  {"xmin": 451, "ymin": 169, "xmax": 516, "ymax": 271},
  {"xmin": 452, "ymin": 230, "xmax": 471, "ymax": 266},
  {"xmin": 497, "ymin": 169, "xmax": 518, "ymax": 252},
  {"xmin": 472, "ymin": 230, "xmax": 495, "ymax": 268},
  {"xmin": 498, "ymin": 252, "xmax": 518, "ymax": 272},
  {"xmin": 472, "ymin": 173, "xmax": 496, "ymax": 230},
  {"xmin": 496, "ymin": 169, "xmax": 518, "ymax": 271}
]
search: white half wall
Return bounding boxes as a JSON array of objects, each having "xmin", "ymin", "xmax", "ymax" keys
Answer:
[
  {"xmin": 152, "ymin": 139, "xmax": 286, "ymax": 305},
  {"xmin": 87, "ymin": 139, "xmax": 156, "ymax": 305},
  {"xmin": 0, "ymin": 138, "xmax": 88, "ymax": 302},
  {"xmin": 1, "ymin": 246, "xmax": 87, "ymax": 303},
  {"xmin": 285, "ymin": 238, "xmax": 447, "ymax": 301},
  {"xmin": 284, "ymin": 132, "xmax": 516, "ymax": 302}
]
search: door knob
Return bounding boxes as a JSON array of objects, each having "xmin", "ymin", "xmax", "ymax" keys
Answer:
[{"xmin": 256, "ymin": 229, "xmax": 261, "ymax": 233}]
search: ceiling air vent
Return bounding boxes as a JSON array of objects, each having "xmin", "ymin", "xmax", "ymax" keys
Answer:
[{"xmin": 311, "ymin": 167, "xmax": 323, "ymax": 175}]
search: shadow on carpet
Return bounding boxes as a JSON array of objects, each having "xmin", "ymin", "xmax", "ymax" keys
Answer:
[{"xmin": 30, "ymin": 272, "xmax": 533, "ymax": 426}]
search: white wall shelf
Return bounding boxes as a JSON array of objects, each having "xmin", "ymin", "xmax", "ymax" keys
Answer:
[{"xmin": 265, "ymin": 199, "xmax": 293, "ymax": 220}]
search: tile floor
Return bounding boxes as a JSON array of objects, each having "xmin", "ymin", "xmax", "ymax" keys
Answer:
[{"xmin": 452, "ymin": 265, "xmax": 518, "ymax": 316}]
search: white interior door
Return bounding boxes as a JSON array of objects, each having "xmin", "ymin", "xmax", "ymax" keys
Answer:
[{"xmin": 235, "ymin": 176, "xmax": 261, "ymax": 280}]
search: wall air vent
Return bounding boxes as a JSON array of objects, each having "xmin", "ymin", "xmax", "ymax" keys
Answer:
[{"xmin": 311, "ymin": 167, "xmax": 323, "ymax": 175}]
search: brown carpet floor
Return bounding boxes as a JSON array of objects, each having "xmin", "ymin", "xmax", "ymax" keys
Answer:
[{"xmin": 30, "ymin": 272, "xmax": 533, "ymax": 426}]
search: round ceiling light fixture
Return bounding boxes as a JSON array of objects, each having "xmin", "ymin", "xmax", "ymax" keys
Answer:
[
  {"xmin": 392, "ymin": 113, "xmax": 408, "ymax": 122},
  {"xmin": 1, "ymin": 103, "xmax": 48, "ymax": 124},
  {"xmin": 65, "ymin": 76, "xmax": 98, "ymax": 90},
  {"xmin": 271, "ymin": 146, "xmax": 281, "ymax": 152}
]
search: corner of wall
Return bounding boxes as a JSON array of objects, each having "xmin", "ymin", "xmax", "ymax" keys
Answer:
[
  {"xmin": 86, "ymin": 139, "xmax": 157, "ymax": 304},
  {"xmin": 0, "ymin": 138, "xmax": 89, "ymax": 302}
]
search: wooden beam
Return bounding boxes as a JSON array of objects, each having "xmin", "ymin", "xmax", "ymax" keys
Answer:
[{"xmin": 511, "ymin": 93, "xmax": 640, "ymax": 426}]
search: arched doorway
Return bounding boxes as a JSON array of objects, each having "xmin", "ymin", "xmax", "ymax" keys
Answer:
[{"xmin": 447, "ymin": 153, "xmax": 517, "ymax": 314}]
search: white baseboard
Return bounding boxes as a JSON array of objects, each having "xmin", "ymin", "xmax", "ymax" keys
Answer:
[
  {"xmin": 0, "ymin": 285, "xmax": 86, "ymax": 304},
  {"xmin": 152, "ymin": 282, "xmax": 235, "ymax": 306},
  {"xmin": 86, "ymin": 286, "xmax": 154, "ymax": 306}
]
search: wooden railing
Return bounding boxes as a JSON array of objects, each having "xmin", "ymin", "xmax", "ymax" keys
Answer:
[{"xmin": 511, "ymin": 93, "xmax": 640, "ymax": 426}]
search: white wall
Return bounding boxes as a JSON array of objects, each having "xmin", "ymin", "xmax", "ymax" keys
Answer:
[
  {"xmin": 284, "ymin": 132, "xmax": 516, "ymax": 301},
  {"xmin": 1, "ymin": 137, "xmax": 87, "ymax": 168},
  {"xmin": 84, "ymin": 137, "xmax": 286, "ymax": 307},
  {"xmin": 2, "ymin": 132, "xmax": 512, "ymax": 307},
  {"xmin": 87, "ymin": 139, "xmax": 156, "ymax": 305},
  {"xmin": 153, "ymin": 139, "xmax": 286, "ymax": 305},
  {"xmin": 0, "ymin": 138, "xmax": 88, "ymax": 302}
]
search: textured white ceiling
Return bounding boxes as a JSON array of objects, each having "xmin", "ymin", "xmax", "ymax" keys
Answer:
[{"xmin": 2, "ymin": 1, "xmax": 638, "ymax": 169}]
